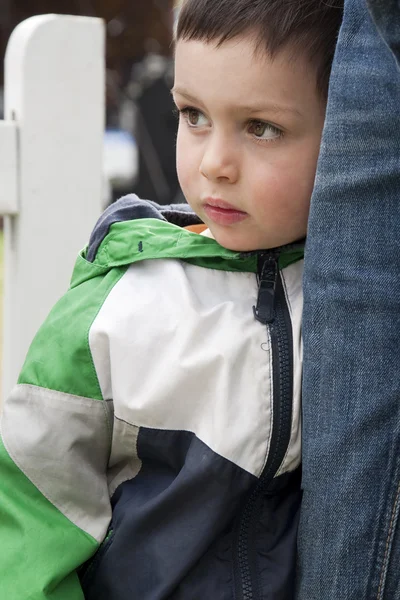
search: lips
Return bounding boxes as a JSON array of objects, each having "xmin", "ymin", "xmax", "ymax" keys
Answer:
[
  {"xmin": 205, "ymin": 198, "xmax": 239, "ymax": 210},
  {"xmin": 203, "ymin": 198, "xmax": 248, "ymax": 226}
]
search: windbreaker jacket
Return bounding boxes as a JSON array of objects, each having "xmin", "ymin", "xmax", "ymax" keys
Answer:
[{"xmin": 0, "ymin": 196, "xmax": 304, "ymax": 600}]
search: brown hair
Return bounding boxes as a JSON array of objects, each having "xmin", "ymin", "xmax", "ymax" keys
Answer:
[{"xmin": 176, "ymin": 0, "xmax": 344, "ymax": 97}]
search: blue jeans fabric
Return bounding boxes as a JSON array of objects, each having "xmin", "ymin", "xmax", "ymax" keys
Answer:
[{"xmin": 297, "ymin": 0, "xmax": 400, "ymax": 598}]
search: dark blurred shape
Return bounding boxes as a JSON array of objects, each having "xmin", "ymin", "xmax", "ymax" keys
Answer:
[
  {"xmin": 129, "ymin": 54, "xmax": 182, "ymax": 205},
  {"xmin": 0, "ymin": 1, "xmax": 175, "ymax": 87}
]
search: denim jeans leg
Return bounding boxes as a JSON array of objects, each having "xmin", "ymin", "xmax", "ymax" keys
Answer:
[{"xmin": 297, "ymin": 0, "xmax": 400, "ymax": 598}]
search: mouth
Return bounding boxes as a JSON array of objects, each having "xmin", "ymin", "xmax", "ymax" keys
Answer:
[{"xmin": 203, "ymin": 198, "xmax": 248, "ymax": 226}]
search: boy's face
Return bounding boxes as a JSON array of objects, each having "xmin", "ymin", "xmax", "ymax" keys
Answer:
[{"xmin": 173, "ymin": 35, "xmax": 326, "ymax": 251}]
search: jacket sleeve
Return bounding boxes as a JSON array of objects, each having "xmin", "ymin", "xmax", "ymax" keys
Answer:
[
  {"xmin": 0, "ymin": 383, "xmax": 112, "ymax": 600},
  {"xmin": 0, "ymin": 266, "xmax": 114, "ymax": 599}
]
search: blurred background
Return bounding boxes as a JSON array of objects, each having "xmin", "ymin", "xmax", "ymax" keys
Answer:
[{"xmin": 0, "ymin": 0, "xmax": 184, "ymax": 207}]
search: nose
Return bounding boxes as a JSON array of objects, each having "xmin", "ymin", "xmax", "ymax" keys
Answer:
[{"xmin": 199, "ymin": 131, "xmax": 239, "ymax": 183}]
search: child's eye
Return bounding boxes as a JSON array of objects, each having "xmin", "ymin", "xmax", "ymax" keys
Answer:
[
  {"xmin": 181, "ymin": 107, "xmax": 210, "ymax": 128},
  {"xmin": 248, "ymin": 120, "xmax": 282, "ymax": 141}
]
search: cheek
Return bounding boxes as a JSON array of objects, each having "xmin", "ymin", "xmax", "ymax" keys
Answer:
[
  {"xmin": 176, "ymin": 136, "xmax": 189, "ymax": 188},
  {"xmin": 274, "ymin": 148, "xmax": 319, "ymax": 197},
  {"xmin": 176, "ymin": 156, "xmax": 192, "ymax": 195},
  {"xmin": 249, "ymin": 161, "xmax": 289, "ymax": 206},
  {"xmin": 250, "ymin": 158, "xmax": 312, "ymax": 221},
  {"xmin": 176, "ymin": 129, "xmax": 196, "ymax": 191}
]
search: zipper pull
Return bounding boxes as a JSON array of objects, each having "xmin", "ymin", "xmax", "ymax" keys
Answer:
[{"xmin": 253, "ymin": 256, "xmax": 278, "ymax": 324}]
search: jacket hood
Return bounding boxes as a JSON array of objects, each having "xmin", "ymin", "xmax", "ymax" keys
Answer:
[
  {"xmin": 86, "ymin": 195, "xmax": 202, "ymax": 263},
  {"xmin": 71, "ymin": 195, "xmax": 304, "ymax": 291}
]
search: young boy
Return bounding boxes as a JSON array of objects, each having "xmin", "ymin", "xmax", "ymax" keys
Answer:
[{"xmin": 0, "ymin": 1, "xmax": 343, "ymax": 598}]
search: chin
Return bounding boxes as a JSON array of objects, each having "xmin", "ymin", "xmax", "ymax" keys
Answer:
[{"xmin": 213, "ymin": 232, "xmax": 261, "ymax": 253}]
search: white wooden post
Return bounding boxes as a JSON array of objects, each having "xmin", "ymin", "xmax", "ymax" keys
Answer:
[{"xmin": 0, "ymin": 15, "xmax": 105, "ymax": 399}]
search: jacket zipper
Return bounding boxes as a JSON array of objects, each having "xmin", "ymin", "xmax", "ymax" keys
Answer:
[{"xmin": 234, "ymin": 252, "xmax": 294, "ymax": 600}]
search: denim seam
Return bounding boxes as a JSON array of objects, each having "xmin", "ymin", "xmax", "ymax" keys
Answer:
[{"xmin": 377, "ymin": 479, "xmax": 400, "ymax": 600}]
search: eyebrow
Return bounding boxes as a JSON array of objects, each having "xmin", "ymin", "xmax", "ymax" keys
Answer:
[{"xmin": 171, "ymin": 87, "xmax": 303, "ymax": 119}]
